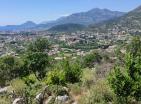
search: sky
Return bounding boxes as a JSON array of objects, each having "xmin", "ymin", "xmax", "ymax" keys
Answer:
[{"xmin": 0, "ymin": 0, "xmax": 141, "ymax": 26}]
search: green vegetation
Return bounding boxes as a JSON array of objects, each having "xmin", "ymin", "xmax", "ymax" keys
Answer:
[
  {"xmin": 82, "ymin": 51, "xmax": 102, "ymax": 68},
  {"xmin": 79, "ymin": 80, "xmax": 115, "ymax": 104},
  {"xmin": 1, "ymin": 36, "xmax": 141, "ymax": 104},
  {"xmin": 45, "ymin": 69, "xmax": 66, "ymax": 85},
  {"xmin": 0, "ymin": 55, "xmax": 24, "ymax": 86},
  {"xmin": 45, "ymin": 59, "xmax": 82, "ymax": 85},
  {"xmin": 108, "ymin": 37, "xmax": 141, "ymax": 103},
  {"xmin": 48, "ymin": 23, "xmax": 86, "ymax": 32}
]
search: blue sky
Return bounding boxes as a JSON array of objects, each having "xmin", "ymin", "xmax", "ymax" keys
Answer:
[{"xmin": 0, "ymin": 0, "xmax": 141, "ymax": 25}]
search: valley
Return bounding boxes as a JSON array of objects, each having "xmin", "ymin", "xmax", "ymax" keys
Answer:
[{"xmin": 0, "ymin": 3, "xmax": 141, "ymax": 104}]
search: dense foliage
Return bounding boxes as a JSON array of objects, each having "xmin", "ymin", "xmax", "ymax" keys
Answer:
[
  {"xmin": 1, "ymin": 36, "xmax": 141, "ymax": 104},
  {"xmin": 82, "ymin": 51, "xmax": 102, "ymax": 68},
  {"xmin": 0, "ymin": 56, "xmax": 23, "ymax": 86},
  {"xmin": 108, "ymin": 37, "xmax": 141, "ymax": 103}
]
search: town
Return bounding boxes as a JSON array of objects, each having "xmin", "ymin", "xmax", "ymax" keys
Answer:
[{"xmin": 0, "ymin": 29, "xmax": 132, "ymax": 58}]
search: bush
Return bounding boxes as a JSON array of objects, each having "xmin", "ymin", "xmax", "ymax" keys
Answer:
[
  {"xmin": 28, "ymin": 37, "xmax": 50, "ymax": 52},
  {"xmin": 25, "ymin": 52, "xmax": 49, "ymax": 80},
  {"xmin": 0, "ymin": 55, "xmax": 24, "ymax": 86},
  {"xmin": 78, "ymin": 80, "xmax": 115, "ymax": 104},
  {"xmin": 82, "ymin": 51, "xmax": 102, "ymax": 68},
  {"xmin": 68, "ymin": 83, "xmax": 82, "ymax": 96},
  {"xmin": 45, "ymin": 69, "xmax": 66, "ymax": 85},
  {"xmin": 46, "ymin": 59, "xmax": 82, "ymax": 85},
  {"xmin": 108, "ymin": 37, "xmax": 141, "ymax": 103},
  {"xmin": 10, "ymin": 79, "xmax": 27, "ymax": 96},
  {"xmin": 63, "ymin": 59, "xmax": 82, "ymax": 83},
  {"xmin": 23, "ymin": 74, "xmax": 38, "ymax": 85},
  {"xmin": 81, "ymin": 68, "xmax": 96, "ymax": 88},
  {"xmin": 0, "ymin": 96, "xmax": 11, "ymax": 104}
]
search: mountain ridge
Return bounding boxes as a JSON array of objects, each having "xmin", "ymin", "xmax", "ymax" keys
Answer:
[
  {"xmin": 0, "ymin": 21, "xmax": 37, "ymax": 31},
  {"xmin": 89, "ymin": 5, "xmax": 141, "ymax": 32},
  {"xmin": 0, "ymin": 8, "xmax": 125, "ymax": 31},
  {"xmin": 48, "ymin": 23, "xmax": 86, "ymax": 32}
]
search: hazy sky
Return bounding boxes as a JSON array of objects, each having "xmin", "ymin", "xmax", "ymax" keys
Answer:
[{"xmin": 0, "ymin": 0, "xmax": 141, "ymax": 25}]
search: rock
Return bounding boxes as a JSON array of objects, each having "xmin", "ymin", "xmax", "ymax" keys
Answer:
[
  {"xmin": 44, "ymin": 96, "xmax": 54, "ymax": 104},
  {"xmin": 0, "ymin": 86, "xmax": 9, "ymax": 94},
  {"xmin": 44, "ymin": 86, "xmax": 52, "ymax": 96},
  {"xmin": 72, "ymin": 101, "xmax": 77, "ymax": 104},
  {"xmin": 55, "ymin": 95, "xmax": 69, "ymax": 103},
  {"xmin": 12, "ymin": 98, "xmax": 24, "ymax": 104},
  {"xmin": 36, "ymin": 93, "xmax": 43, "ymax": 102},
  {"xmin": 63, "ymin": 87, "xmax": 70, "ymax": 93}
]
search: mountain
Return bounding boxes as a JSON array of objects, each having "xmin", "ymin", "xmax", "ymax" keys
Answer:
[
  {"xmin": 0, "ymin": 21, "xmax": 37, "ymax": 31},
  {"xmin": 36, "ymin": 8, "xmax": 125, "ymax": 30},
  {"xmin": 0, "ymin": 8, "xmax": 125, "ymax": 31},
  {"xmin": 48, "ymin": 23, "xmax": 86, "ymax": 32},
  {"xmin": 89, "ymin": 6, "xmax": 141, "ymax": 32}
]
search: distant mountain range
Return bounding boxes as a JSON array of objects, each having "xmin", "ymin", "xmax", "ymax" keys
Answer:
[
  {"xmin": 0, "ymin": 21, "xmax": 37, "ymax": 31},
  {"xmin": 0, "ymin": 8, "xmax": 125, "ymax": 31},
  {"xmin": 89, "ymin": 5, "xmax": 141, "ymax": 32}
]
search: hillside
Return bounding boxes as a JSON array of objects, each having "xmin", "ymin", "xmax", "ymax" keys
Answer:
[
  {"xmin": 89, "ymin": 5, "xmax": 141, "ymax": 32},
  {"xmin": 0, "ymin": 21, "xmax": 37, "ymax": 31},
  {"xmin": 48, "ymin": 23, "xmax": 86, "ymax": 32},
  {"xmin": 37, "ymin": 8, "xmax": 125, "ymax": 30},
  {"xmin": 0, "ymin": 8, "xmax": 125, "ymax": 31}
]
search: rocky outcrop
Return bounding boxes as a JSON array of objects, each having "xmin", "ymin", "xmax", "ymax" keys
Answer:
[
  {"xmin": 0, "ymin": 86, "xmax": 9, "ymax": 94},
  {"xmin": 12, "ymin": 98, "xmax": 24, "ymax": 104},
  {"xmin": 55, "ymin": 95, "xmax": 69, "ymax": 103}
]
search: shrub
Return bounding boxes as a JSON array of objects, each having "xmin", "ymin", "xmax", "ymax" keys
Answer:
[
  {"xmin": 68, "ymin": 83, "xmax": 82, "ymax": 96},
  {"xmin": 0, "ymin": 96, "xmax": 11, "ymax": 104},
  {"xmin": 108, "ymin": 37, "xmax": 141, "ymax": 103},
  {"xmin": 0, "ymin": 55, "xmax": 24, "ymax": 86},
  {"xmin": 78, "ymin": 80, "xmax": 115, "ymax": 104},
  {"xmin": 63, "ymin": 59, "xmax": 82, "ymax": 83},
  {"xmin": 25, "ymin": 52, "xmax": 49, "ymax": 80},
  {"xmin": 10, "ymin": 79, "xmax": 27, "ymax": 96},
  {"xmin": 45, "ymin": 69, "xmax": 66, "ymax": 85},
  {"xmin": 22, "ymin": 74, "xmax": 38, "ymax": 85},
  {"xmin": 81, "ymin": 68, "xmax": 96, "ymax": 88},
  {"xmin": 45, "ymin": 59, "xmax": 82, "ymax": 86},
  {"xmin": 28, "ymin": 37, "xmax": 50, "ymax": 52},
  {"xmin": 82, "ymin": 51, "xmax": 102, "ymax": 68}
]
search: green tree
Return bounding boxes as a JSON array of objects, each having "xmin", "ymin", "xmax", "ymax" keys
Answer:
[
  {"xmin": 127, "ymin": 36, "xmax": 141, "ymax": 58},
  {"xmin": 0, "ymin": 55, "xmax": 23, "ymax": 86},
  {"xmin": 63, "ymin": 59, "xmax": 82, "ymax": 83},
  {"xmin": 45, "ymin": 69, "xmax": 66, "ymax": 85},
  {"xmin": 25, "ymin": 52, "xmax": 49, "ymax": 80},
  {"xmin": 25, "ymin": 37, "xmax": 51, "ymax": 80},
  {"xmin": 108, "ymin": 37, "xmax": 141, "ymax": 103},
  {"xmin": 28, "ymin": 37, "xmax": 50, "ymax": 52},
  {"xmin": 45, "ymin": 59, "xmax": 82, "ymax": 85},
  {"xmin": 82, "ymin": 51, "xmax": 102, "ymax": 68}
]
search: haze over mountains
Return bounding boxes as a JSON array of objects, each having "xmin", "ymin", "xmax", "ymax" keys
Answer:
[
  {"xmin": 0, "ymin": 8, "xmax": 125, "ymax": 31},
  {"xmin": 0, "ymin": 21, "xmax": 37, "ymax": 31},
  {"xmin": 1, "ymin": 5, "xmax": 141, "ymax": 32}
]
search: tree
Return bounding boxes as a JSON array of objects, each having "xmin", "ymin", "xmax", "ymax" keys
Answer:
[
  {"xmin": 45, "ymin": 59, "xmax": 82, "ymax": 85},
  {"xmin": 82, "ymin": 51, "xmax": 102, "ymax": 68},
  {"xmin": 108, "ymin": 37, "xmax": 141, "ymax": 103},
  {"xmin": 127, "ymin": 36, "xmax": 141, "ymax": 58},
  {"xmin": 28, "ymin": 37, "xmax": 50, "ymax": 52},
  {"xmin": 0, "ymin": 55, "xmax": 23, "ymax": 86},
  {"xmin": 25, "ymin": 52, "xmax": 49, "ymax": 80},
  {"xmin": 63, "ymin": 59, "xmax": 82, "ymax": 83},
  {"xmin": 45, "ymin": 69, "xmax": 66, "ymax": 85},
  {"xmin": 25, "ymin": 37, "xmax": 51, "ymax": 80}
]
